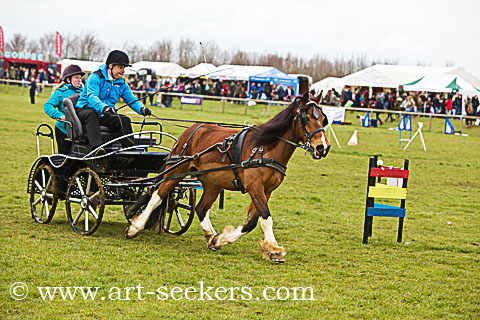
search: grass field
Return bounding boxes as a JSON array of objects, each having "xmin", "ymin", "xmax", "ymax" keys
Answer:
[{"xmin": 1, "ymin": 85, "xmax": 479, "ymax": 319}]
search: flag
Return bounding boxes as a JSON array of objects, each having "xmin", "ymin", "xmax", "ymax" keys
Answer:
[
  {"xmin": 405, "ymin": 115, "xmax": 412, "ymax": 131},
  {"xmin": 444, "ymin": 118, "xmax": 455, "ymax": 134},
  {"xmin": 0, "ymin": 26, "xmax": 4, "ymax": 54},
  {"xmin": 55, "ymin": 32, "xmax": 62, "ymax": 59},
  {"xmin": 362, "ymin": 112, "xmax": 370, "ymax": 127}
]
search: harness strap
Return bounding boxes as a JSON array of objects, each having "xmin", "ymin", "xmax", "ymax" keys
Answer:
[{"xmin": 179, "ymin": 123, "xmax": 205, "ymax": 156}]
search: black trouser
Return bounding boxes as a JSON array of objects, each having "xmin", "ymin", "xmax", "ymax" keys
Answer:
[
  {"xmin": 75, "ymin": 109, "xmax": 134, "ymax": 151},
  {"xmin": 55, "ymin": 126, "xmax": 72, "ymax": 154},
  {"xmin": 30, "ymin": 90, "xmax": 35, "ymax": 104}
]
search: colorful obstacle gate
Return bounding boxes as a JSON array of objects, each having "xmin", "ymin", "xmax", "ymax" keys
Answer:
[{"xmin": 363, "ymin": 155, "xmax": 410, "ymax": 244}]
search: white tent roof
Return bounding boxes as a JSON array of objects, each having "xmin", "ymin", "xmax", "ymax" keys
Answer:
[
  {"xmin": 58, "ymin": 59, "xmax": 136, "ymax": 75},
  {"xmin": 403, "ymin": 74, "xmax": 479, "ymax": 95},
  {"xmin": 311, "ymin": 77, "xmax": 344, "ymax": 94},
  {"xmin": 341, "ymin": 64, "xmax": 480, "ymax": 89},
  {"xmin": 131, "ymin": 61, "xmax": 185, "ymax": 78},
  {"xmin": 180, "ymin": 63, "xmax": 217, "ymax": 78},
  {"xmin": 212, "ymin": 65, "xmax": 275, "ymax": 81}
]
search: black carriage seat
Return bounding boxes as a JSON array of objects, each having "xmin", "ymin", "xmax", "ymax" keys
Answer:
[{"xmin": 63, "ymin": 94, "xmax": 156, "ymax": 151}]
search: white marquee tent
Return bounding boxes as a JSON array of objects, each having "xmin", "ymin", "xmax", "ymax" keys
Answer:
[
  {"xmin": 311, "ymin": 64, "xmax": 480, "ymax": 93},
  {"xmin": 180, "ymin": 63, "xmax": 217, "ymax": 78},
  {"xmin": 131, "ymin": 61, "xmax": 185, "ymax": 78},
  {"xmin": 403, "ymin": 74, "xmax": 479, "ymax": 96}
]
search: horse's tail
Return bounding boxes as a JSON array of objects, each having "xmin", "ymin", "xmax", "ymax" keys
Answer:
[{"xmin": 127, "ymin": 192, "xmax": 151, "ymax": 219}]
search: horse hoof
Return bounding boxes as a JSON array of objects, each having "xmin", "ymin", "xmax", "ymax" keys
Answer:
[
  {"xmin": 125, "ymin": 226, "xmax": 139, "ymax": 239},
  {"xmin": 208, "ymin": 234, "xmax": 222, "ymax": 251},
  {"xmin": 270, "ymin": 253, "xmax": 285, "ymax": 263}
]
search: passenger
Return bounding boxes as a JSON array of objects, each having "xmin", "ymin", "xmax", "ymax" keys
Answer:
[
  {"xmin": 43, "ymin": 64, "xmax": 85, "ymax": 154},
  {"xmin": 75, "ymin": 50, "xmax": 152, "ymax": 154}
]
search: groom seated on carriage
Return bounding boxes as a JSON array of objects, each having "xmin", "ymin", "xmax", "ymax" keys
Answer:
[{"xmin": 74, "ymin": 50, "xmax": 152, "ymax": 155}]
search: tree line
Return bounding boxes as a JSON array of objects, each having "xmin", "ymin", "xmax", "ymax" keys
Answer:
[{"xmin": 3, "ymin": 31, "xmax": 399, "ymax": 81}]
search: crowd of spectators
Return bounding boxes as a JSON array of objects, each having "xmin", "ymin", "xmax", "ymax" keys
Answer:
[
  {"xmin": 321, "ymin": 86, "xmax": 479, "ymax": 127},
  {"xmin": 126, "ymin": 77, "xmax": 297, "ymax": 107}
]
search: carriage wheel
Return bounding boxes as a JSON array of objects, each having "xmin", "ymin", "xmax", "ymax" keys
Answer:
[
  {"xmin": 65, "ymin": 168, "xmax": 105, "ymax": 236},
  {"xmin": 30, "ymin": 164, "xmax": 58, "ymax": 224},
  {"xmin": 162, "ymin": 186, "xmax": 196, "ymax": 235}
]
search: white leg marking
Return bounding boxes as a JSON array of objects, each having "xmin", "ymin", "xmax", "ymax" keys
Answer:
[
  {"xmin": 260, "ymin": 216, "xmax": 277, "ymax": 244},
  {"xmin": 199, "ymin": 210, "xmax": 216, "ymax": 236},
  {"xmin": 131, "ymin": 192, "xmax": 162, "ymax": 232},
  {"xmin": 216, "ymin": 226, "xmax": 244, "ymax": 247}
]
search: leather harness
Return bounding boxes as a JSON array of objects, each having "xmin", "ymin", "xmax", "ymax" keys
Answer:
[{"xmin": 144, "ymin": 99, "xmax": 326, "ymax": 193}]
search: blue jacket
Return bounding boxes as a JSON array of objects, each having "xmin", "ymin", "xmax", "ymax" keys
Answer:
[
  {"xmin": 43, "ymin": 84, "xmax": 83, "ymax": 134},
  {"xmin": 76, "ymin": 64, "xmax": 143, "ymax": 116}
]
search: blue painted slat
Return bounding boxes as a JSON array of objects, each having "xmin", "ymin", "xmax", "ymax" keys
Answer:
[
  {"xmin": 367, "ymin": 207, "xmax": 405, "ymax": 217},
  {"xmin": 373, "ymin": 203, "xmax": 401, "ymax": 209}
]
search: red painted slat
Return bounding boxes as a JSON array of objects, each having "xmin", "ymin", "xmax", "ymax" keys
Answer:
[{"xmin": 370, "ymin": 167, "xmax": 409, "ymax": 178}]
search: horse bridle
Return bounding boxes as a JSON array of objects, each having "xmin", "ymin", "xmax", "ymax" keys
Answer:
[{"xmin": 277, "ymin": 100, "xmax": 328, "ymax": 152}]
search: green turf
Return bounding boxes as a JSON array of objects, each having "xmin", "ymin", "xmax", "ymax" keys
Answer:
[{"xmin": 0, "ymin": 84, "xmax": 479, "ymax": 319}]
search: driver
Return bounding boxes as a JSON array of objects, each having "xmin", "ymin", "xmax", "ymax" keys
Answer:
[{"xmin": 75, "ymin": 50, "xmax": 152, "ymax": 154}]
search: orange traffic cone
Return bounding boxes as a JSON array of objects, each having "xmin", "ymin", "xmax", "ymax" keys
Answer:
[{"xmin": 347, "ymin": 130, "xmax": 358, "ymax": 146}]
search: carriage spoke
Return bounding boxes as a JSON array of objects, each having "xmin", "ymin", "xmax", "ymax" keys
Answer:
[
  {"xmin": 175, "ymin": 208, "xmax": 185, "ymax": 227},
  {"xmin": 84, "ymin": 211, "xmax": 89, "ymax": 232},
  {"xmin": 177, "ymin": 203, "xmax": 191, "ymax": 210},
  {"xmin": 75, "ymin": 178, "xmax": 85, "ymax": 196},
  {"xmin": 39, "ymin": 201, "xmax": 45, "ymax": 220},
  {"xmin": 88, "ymin": 206, "xmax": 98, "ymax": 220},
  {"xmin": 88, "ymin": 191, "xmax": 100, "ymax": 202},
  {"xmin": 46, "ymin": 176, "xmax": 53, "ymax": 190},
  {"xmin": 34, "ymin": 180, "xmax": 43, "ymax": 192},
  {"xmin": 86, "ymin": 175, "xmax": 92, "ymax": 195},
  {"xmin": 41, "ymin": 169, "xmax": 46, "ymax": 189},
  {"xmin": 44, "ymin": 201, "xmax": 50, "ymax": 219},
  {"xmin": 33, "ymin": 196, "xmax": 42, "ymax": 206},
  {"xmin": 166, "ymin": 211, "xmax": 173, "ymax": 230},
  {"xmin": 73, "ymin": 208, "xmax": 84, "ymax": 225},
  {"xmin": 68, "ymin": 197, "xmax": 82, "ymax": 204}
]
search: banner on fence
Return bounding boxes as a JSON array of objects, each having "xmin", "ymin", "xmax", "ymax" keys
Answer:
[
  {"xmin": 322, "ymin": 106, "xmax": 346, "ymax": 124},
  {"xmin": 180, "ymin": 96, "xmax": 202, "ymax": 105}
]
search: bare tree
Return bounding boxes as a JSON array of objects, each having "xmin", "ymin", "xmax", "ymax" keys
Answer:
[
  {"xmin": 6, "ymin": 33, "xmax": 27, "ymax": 52},
  {"xmin": 143, "ymin": 39, "xmax": 173, "ymax": 61},
  {"xmin": 37, "ymin": 32, "xmax": 58, "ymax": 61},
  {"xmin": 445, "ymin": 59, "xmax": 455, "ymax": 67},
  {"xmin": 177, "ymin": 38, "xmax": 197, "ymax": 68}
]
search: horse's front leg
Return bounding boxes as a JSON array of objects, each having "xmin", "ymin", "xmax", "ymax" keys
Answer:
[{"xmin": 250, "ymin": 188, "xmax": 286, "ymax": 263}]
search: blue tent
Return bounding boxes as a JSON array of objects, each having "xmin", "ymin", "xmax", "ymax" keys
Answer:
[{"xmin": 249, "ymin": 68, "xmax": 299, "ymax": 96}]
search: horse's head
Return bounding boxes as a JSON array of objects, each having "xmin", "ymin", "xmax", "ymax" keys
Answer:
[{"xmin": 294, "ymin": 92, "xmax": 331, "ymax": 159}]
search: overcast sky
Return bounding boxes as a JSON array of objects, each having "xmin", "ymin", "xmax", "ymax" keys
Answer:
[{"xmin": 2, "ymin": 0, "xmax": 480, "ymax": 78}]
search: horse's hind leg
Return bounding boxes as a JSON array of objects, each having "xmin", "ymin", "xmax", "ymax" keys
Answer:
[
  {"xmin": 125, "ymin": 178, "xmax": 181, "ymax": 239},
  {"xmin": 208, "ymin": 201, "xmax": 259, "ymax": 251},
  {"xmin": 195, "ymin": 184, "xmax": 222, "ymax": 245}
]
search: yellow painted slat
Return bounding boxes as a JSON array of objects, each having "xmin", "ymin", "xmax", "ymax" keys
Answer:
[{"xmin": 368, "ymin": 185, "xmax": 407, "ymax": 199}]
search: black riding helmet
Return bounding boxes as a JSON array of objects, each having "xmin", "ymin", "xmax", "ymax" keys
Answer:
[
  {"xmin": 106, "ymin": 50, "xmax": 132, "ymax": 67},
  {"xmin": 62, "ymin": 64, "xmax": 85, "ymax": 82}
]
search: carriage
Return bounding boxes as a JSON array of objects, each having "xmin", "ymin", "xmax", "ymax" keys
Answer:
[{"xmin": 27, "ymin": 96, "xmax": 199, "ymax": 236}]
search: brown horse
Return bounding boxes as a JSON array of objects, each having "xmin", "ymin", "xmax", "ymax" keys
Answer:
[{"xmin": 125, "ymin": 92, "xmax": 330, "ymax": 262}]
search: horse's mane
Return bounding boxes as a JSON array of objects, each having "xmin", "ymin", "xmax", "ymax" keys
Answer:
[{"xmin": 250, "ymin": 98, "xmax": 301, "ymax": 147}]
